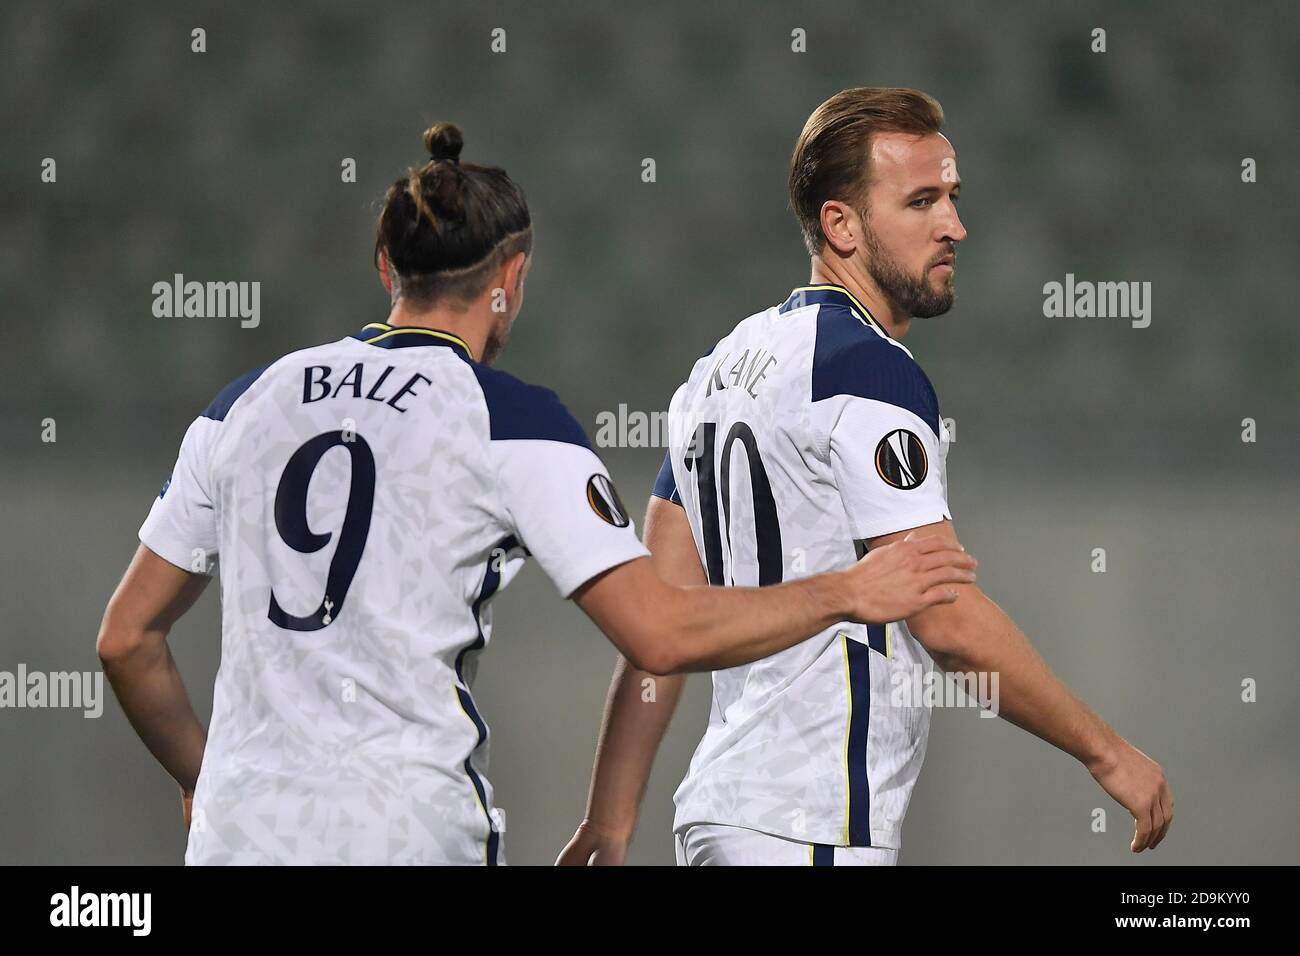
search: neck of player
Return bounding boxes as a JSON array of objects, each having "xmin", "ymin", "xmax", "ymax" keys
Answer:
[
  {"xmin": 809, "ymin": 259, "xmax": 911, "ymax": 339},
  {"xmin": 384, "ymin": 297, "xmax": 493, "ymax": 362}
]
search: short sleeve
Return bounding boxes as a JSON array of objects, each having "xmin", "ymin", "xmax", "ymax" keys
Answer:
[
  {"xmin": 475, "ymin": 367, "xmax": 649, "ymax": 597},
  {"xmin": 651, "ymin": 450, "xmax": 681, "ymax": 505},
  {"xmin": 827, "ymin": 398, "xmax": 950, "ymax": 539},
  {"xmin": 139, "ymin": 417, "xmax": 221, "ymax": 573},
  {"xmin": 814, "ymin": 338, "xmax": 951, "ymax": 540}
]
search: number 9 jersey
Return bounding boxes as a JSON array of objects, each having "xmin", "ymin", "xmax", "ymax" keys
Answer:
[
  {"xmin": 138, "ymin": 322, "xmax": 647, "ymax": 865},
  {"xmin": 655, "ymin": 285, "xmax": 953, "ymax": 851}
]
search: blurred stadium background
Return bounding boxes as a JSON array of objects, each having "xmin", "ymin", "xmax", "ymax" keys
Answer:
[{"xmin": 2, "ymin": 0, "xmax": 1297, "ymax": 864}]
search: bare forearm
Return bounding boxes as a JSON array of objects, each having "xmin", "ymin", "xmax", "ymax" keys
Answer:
[
  {"xmin": 101, "ymin": 633, "xmax": 207, "ymax": 791},
  {"xmin": 579, "ymin": 510, "xmax": 975, "ymax": 676},
  {"xmin": 658, "ymin": 571, "xmax": 853, "ymax": 672},
  {"xmin": 581, "ymin": 656, "xmax": 686, "ymax": 838},
  {"xmin": 916, "ymin": 591, "xmax": 1120, "ymax": 771}
]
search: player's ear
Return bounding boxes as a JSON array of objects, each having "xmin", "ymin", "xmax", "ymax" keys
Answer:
[
  {"xmin": 502, "ymin": 250, "xmax": 528, "ymax": 297},
  {"xmin": 819, "ymin": 199, "xmax": 860, "ymax": 256},
  {"xmin": 376, "ymin": 251, "xmax": 393, "ymax": 295}
]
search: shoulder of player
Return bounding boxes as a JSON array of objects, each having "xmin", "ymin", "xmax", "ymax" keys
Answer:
[
  {"xmin": 680, "ymin": 308, "xmax": 775, "ymax": 389},
  {"xmin": 467, "ymin": 361, "xmax": 592, "ymax": 450},
  {"xmin": 810, "ymin": 309, "xmax": 940, "ymax": 436},
  {"xmin": 199, "ymin": 342, "xmax": 335, "ymax": 422},
  {"xmin": 201, "ymin": 363, "xmax": 275, "ymax": 422}
]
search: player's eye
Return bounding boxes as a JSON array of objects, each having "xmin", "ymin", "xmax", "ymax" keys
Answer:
[{"xmin": 910, "ymin": 197, "xmax": 933, "ymax": 208}]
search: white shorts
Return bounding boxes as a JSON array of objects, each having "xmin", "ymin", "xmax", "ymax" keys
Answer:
[{"xmin": 674, "ymin": 824, "xmax": 898, "ymax": 866}]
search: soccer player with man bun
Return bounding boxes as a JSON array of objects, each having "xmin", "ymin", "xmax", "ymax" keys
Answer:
[
  {"xmin": 560, "ymin": 88, "xmax": 1172, "ymax": 866},
  {"xmin": 96, "ymin": 122, "xmax": 976, "ymax": 865}
]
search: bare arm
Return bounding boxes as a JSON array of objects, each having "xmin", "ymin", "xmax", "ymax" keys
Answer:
[
  {"xmin": 872, "ymin": 519, "xmax": 1174, "ymax": 852},
  {"xmin": 97, "ymin": 544, "xmax": 210, "ymax": 813},
  {"xmin": 572, "ymin": 515, "xmax": 975, "ymax": 676},
  {"xmin": 557, "ymin": 497, "xmax": 696, "ymax": 864}
]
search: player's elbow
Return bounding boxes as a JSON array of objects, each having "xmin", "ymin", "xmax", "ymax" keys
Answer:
[
  {"xmin": 618, "ymin": 610, "xmax": 692, "ymax": 674},
  {"xmin": 97, "ymin": 627, "xmax": 143, "ymax": 668},
  {"xmin": 96, "ymin": 606, "xmax": 149, "ymax": 668},
  {"xmin": 906, "ymin": 603, "xmax": 981, "ymax": 671},
  {"xmin": 622, "ymin": 633, "xmax": 682, "ymax": 676}
]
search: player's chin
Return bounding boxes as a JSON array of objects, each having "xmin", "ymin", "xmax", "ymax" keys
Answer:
[{"xmin": 913, "ymin": 283, "xmax": 956, "ymax": 319}]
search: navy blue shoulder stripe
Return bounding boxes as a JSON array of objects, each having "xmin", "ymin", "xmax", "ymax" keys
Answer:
[
  {"xmin": 202, "ymin": 363, "xmax": 273, "ymax": 422},
  {"xmin": 470, "ymin": 363, "xmax": 592, "ymax": 449},
  {"xmin": 811, "ymin": 309, "xmax": 941, "ymax": 438},
  {"xmin": 651, "ymin": 450, "xmax": 681, "ymax": 505}
]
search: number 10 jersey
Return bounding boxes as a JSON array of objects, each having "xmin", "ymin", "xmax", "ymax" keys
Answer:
[
  {"xmin": 139, "ymin": 322, "xmax": 647, "ymax": 865},
  {"xmin": 654, "ymin": 285, "xmax": 953, "ymax": 850}
]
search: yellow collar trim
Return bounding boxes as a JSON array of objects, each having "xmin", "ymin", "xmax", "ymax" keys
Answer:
[
  {"xmin": 791, "ymin": 285, "xmax": 886, "ymax": 335},
  {"xmin": 364, "ymin": 323, "xmax": 476, "ymax": 360}
]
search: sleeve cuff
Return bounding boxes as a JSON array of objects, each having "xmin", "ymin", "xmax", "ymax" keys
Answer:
[
  {"xmin": 850, "ymin": 507, "xmax": 952, "ymax": 542},
  {"xmin": 554, "ymin": 541, "xmax": 651, "ymax": 599}
]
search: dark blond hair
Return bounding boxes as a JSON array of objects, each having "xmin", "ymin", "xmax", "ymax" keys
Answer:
[{"xmin": 789, "ymin": 88, "xmax": 945, "ymax": 255}]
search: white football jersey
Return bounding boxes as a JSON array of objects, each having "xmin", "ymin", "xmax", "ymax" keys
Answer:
[
  {"xmin": 655, "ymin": 285, "xmax": 952, "ymax": 850},
  {"xmin": 139, "ymin": 321, "xmax": 648, "ymax": 865}
]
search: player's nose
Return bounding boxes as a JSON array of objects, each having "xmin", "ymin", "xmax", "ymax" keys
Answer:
[{"xmin": 940, "ymin": 204, "xmax": 967, "ymax": 244}]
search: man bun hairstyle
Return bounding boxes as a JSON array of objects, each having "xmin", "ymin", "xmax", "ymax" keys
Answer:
[
  {"xmin": 375, "ymin": 122, "xmax": 533, "ymax": 308},
  {"xmin": 789, "ymin": 88, "xmax": 945, "ymax": 256}
]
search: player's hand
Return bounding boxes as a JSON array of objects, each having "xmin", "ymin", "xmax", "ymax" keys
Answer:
[
  {"xmin": 1088, "ymin": 742, "xmax": 1173, "ymax": 852},
  {"xmin": 846, "ymin": 531, "xmax": 976, "ymax": 624},
  {"xmin": 555, "ymin": 821, "xmax": 630, "ymax": 865},
  {"xmin": 182, "ymin": 788, "xmax": 194, "ymax": 830},
  {"xmin": 1081, "ymin": 743, "xmax": 1175, "ymax": 858}
]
